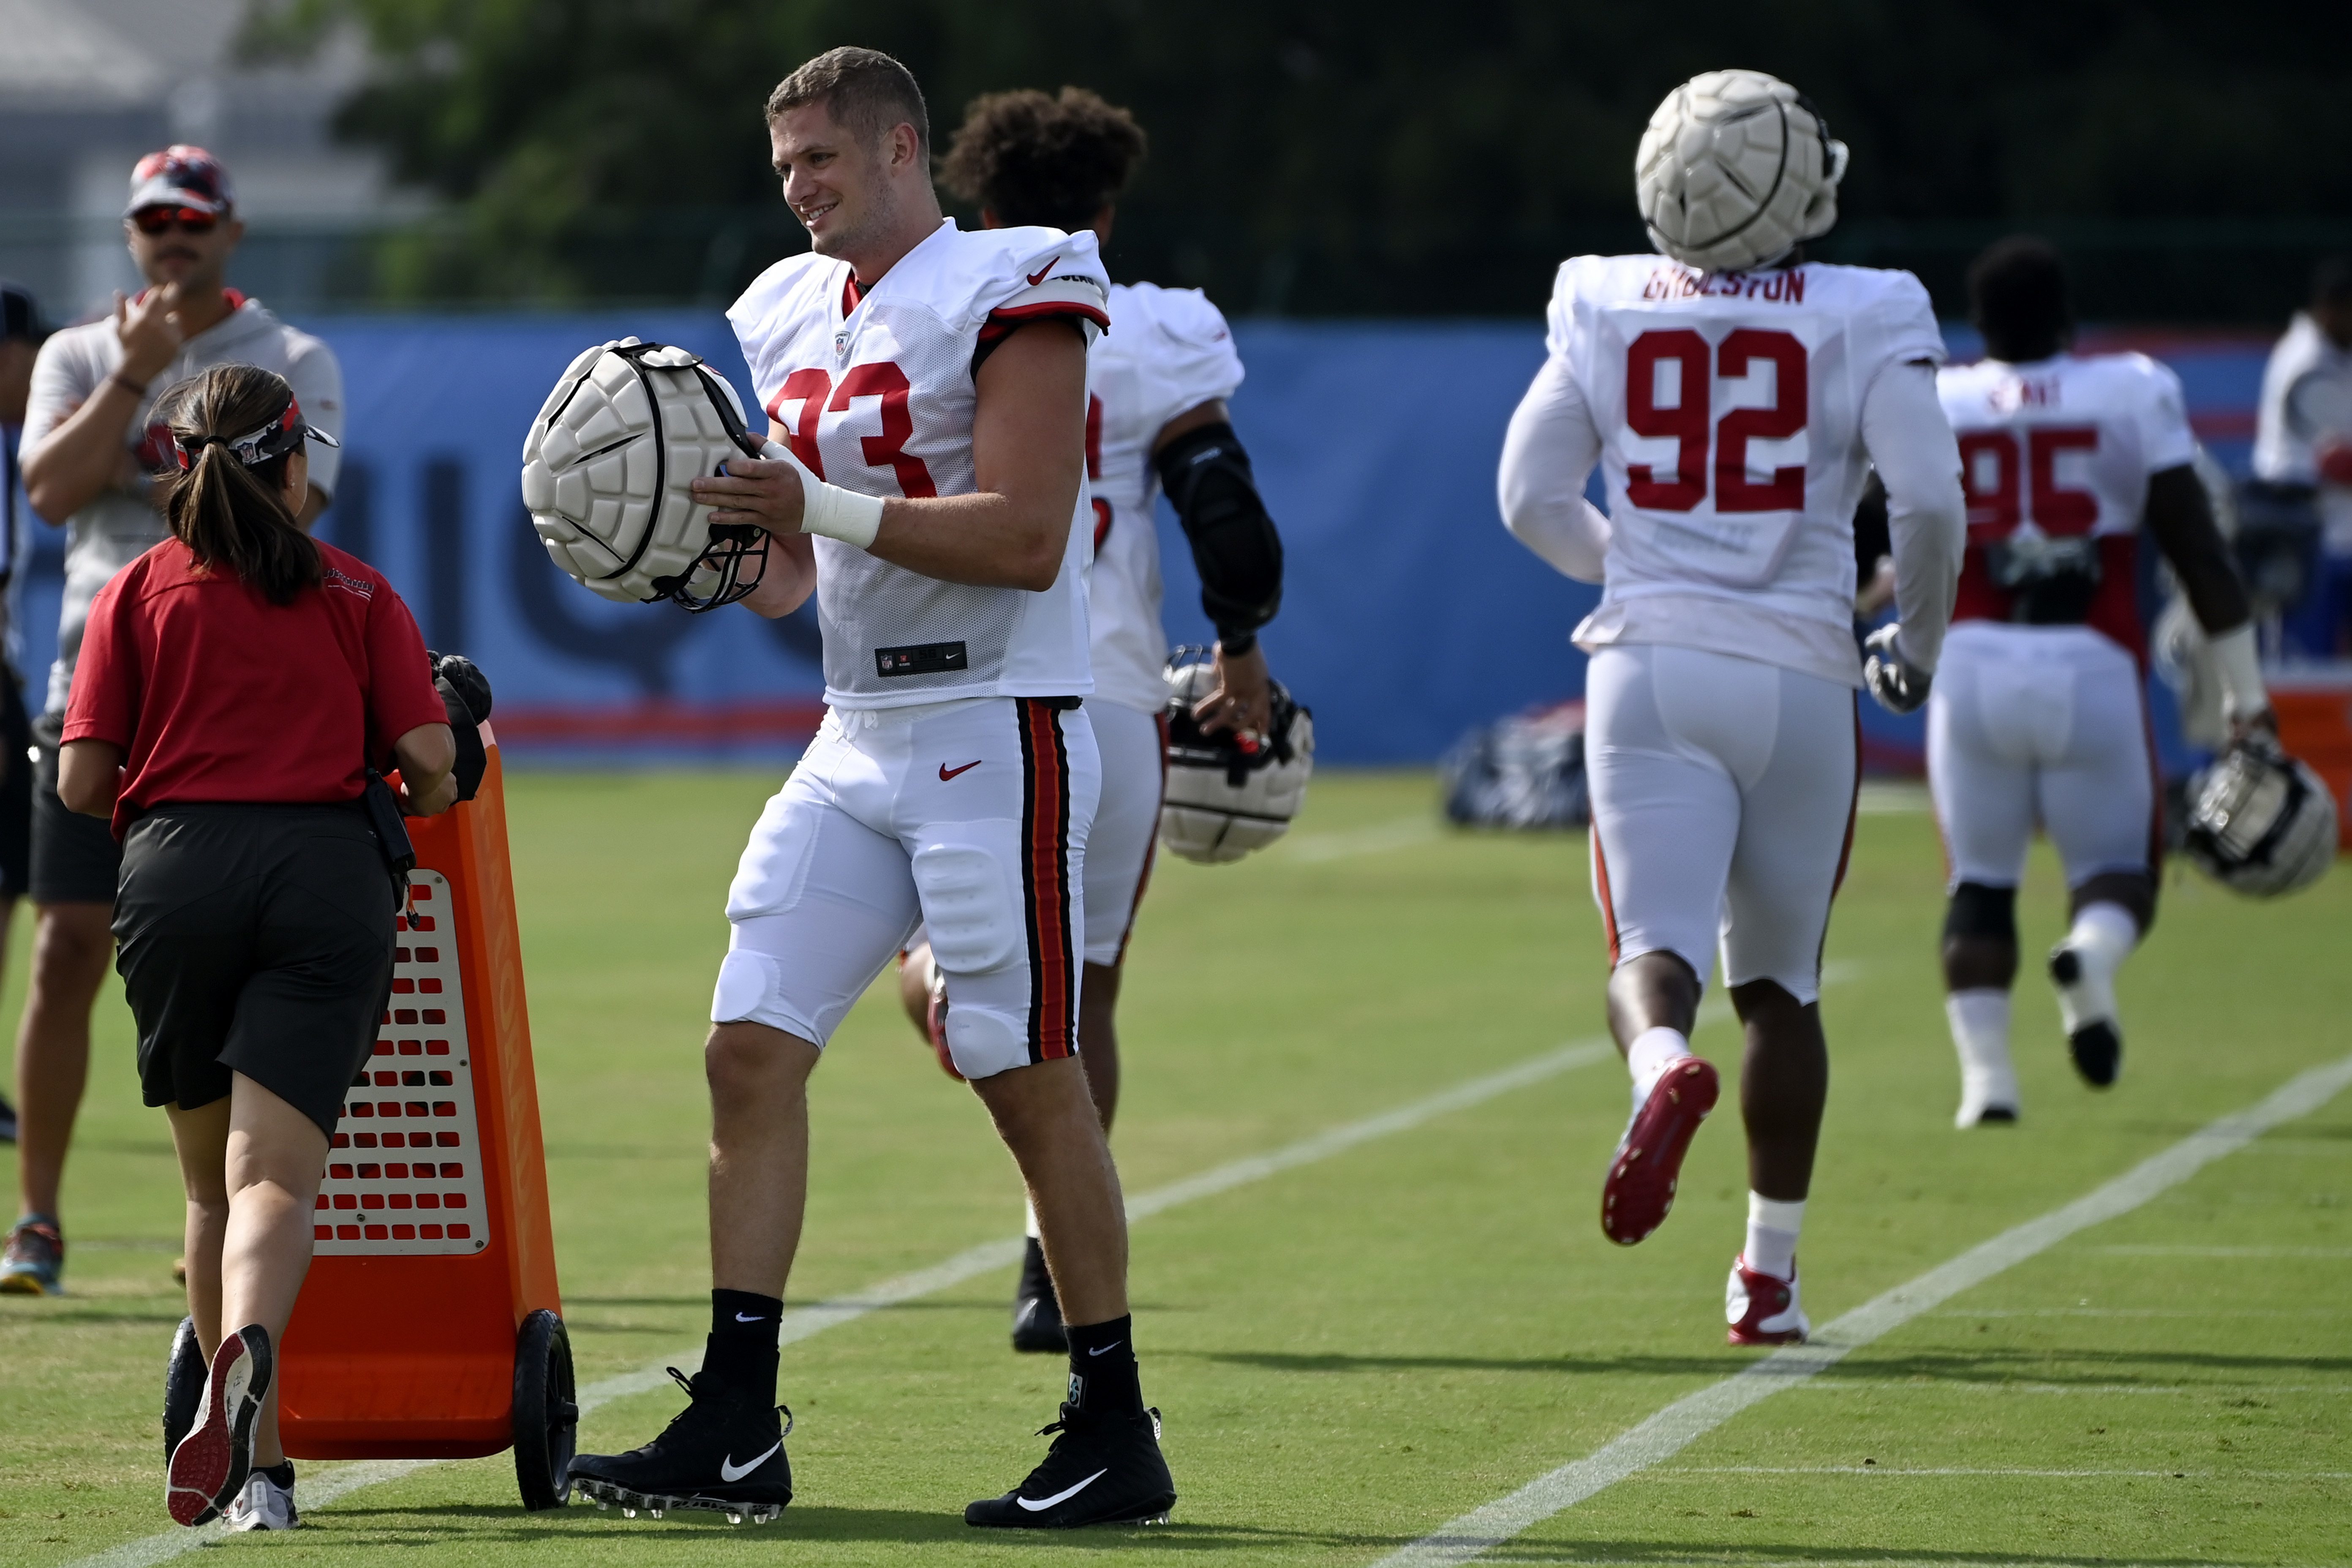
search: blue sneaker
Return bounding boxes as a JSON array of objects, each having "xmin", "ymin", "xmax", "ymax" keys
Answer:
[{"xmin": 0, "ymin": 1217, "xmax": 64, "ymax": 1296}]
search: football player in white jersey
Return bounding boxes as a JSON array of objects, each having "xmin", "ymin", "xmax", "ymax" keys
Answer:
[
  {"xmin": 1931, "ymin": 237, "xmax": 2271, "ymax": 1126},
  {"xmin": 1497, "ymin": 70, "xmax": 1966, "ymax": 1345},
  {"xmin": 564, "ymin": 49, "xmax": 1176, "ymax": 1530},
  {"xmin": 896, "ymin": 87, "xmax": 1285, "ymax": 1354}
]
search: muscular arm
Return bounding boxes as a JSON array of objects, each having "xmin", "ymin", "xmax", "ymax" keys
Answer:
[
  {"xmin": 1497, "ymin": 354, "xmax": 1611, "ymax": 583},
  {"xmin": 2145, "ymin": 465, "xmax": 2250, "ymax": 634},
  {"xmin": 1859, "ymin": 360, "xmax": 1965, "ymax": 671},
  {"xmin": 692, "ymin": 320, "xmax": 1087, "ymax": 593},
  {"xmin": 23, "ymin": 288, "xmax": 186, "ymax": 524}
]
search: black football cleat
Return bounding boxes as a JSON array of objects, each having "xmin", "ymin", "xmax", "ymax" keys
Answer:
[
  {"xmin": 2048, "ymin": 946, "xmax": 2123, "ymax": 1088},
  {"xmin": 567, "ymin": 1368, "xmax": 791, "ymax": 1524},
  {"xmin": 1010, "ymin": 1236, "xmax": 1067, "ymax": 1354},
  {"xmin": 966, "ymin": 1402, "xmax": 1175, "ymax": 1529}
]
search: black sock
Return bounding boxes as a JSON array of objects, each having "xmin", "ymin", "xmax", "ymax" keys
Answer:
[
  {"xmin": 1064, "ymin": 1313, "xmax": 1143, "ymax": 1416},
  {"xmin": 702, "ymin": 1288, "xmax": 783, "ymax": 1405},
  {"xmin": 261, "ymin": 1462, "xmax": 295, "ymax": 1489}
]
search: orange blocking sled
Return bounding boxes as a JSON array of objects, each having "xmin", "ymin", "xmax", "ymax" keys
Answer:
[{"xmin": 276, "ymin": 732, "xmax": 577, "ymax": 1507}]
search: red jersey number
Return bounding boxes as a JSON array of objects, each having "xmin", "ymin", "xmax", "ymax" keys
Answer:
[
  {"xmin": 1958, "ymin": 425, "xmax": 2099, "ymax": 541},
  {"xmin": 1624, "ymin": 329, "xmax": 1809, "ymax": 514},
  {"xmin": 762, "ymin": 363, "xmax": 939, "ymax": 498}
]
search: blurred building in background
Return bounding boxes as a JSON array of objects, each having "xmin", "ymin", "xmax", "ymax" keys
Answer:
[{"xmin": 0, "ymin": 0, "xmax": 423, "ymax": 322}]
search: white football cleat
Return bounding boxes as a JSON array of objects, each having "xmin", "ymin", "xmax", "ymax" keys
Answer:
[
  {"xmin": 1725, "ymin": 1256, "xmax": 1809, "ymax": 1346},
  {"xmin": 2048, "ymin": 942, "xmax": 2123, "ymax": 1088},
  {"xmin": 221, "ymin": 1466, "xmax": 300, "ymax": 1531},
  {"xmin": 1954, "ymin": 1050, "xmax": 2020, "ymax": 1128}
]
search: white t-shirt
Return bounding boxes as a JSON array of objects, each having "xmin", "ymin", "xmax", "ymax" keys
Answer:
[
  {"xmin": 2252, "ymin": 311, "xmax": 2352, "ymax": 551},
  {"xmin": 1543, "ymin": 255, "xmax": 1948, "ymax": 686},
  {"xmin": 728, "ymin": 220, "xmax": 1110, "ymax": 709},
  {"xmin": 1086, "ymin": 282, "xmax": 1246, "ymax": 714},
  {"xmin": 1936, "ymin": 351, "xmax": 2197, "ymax": 658},
  {"xmin": 22, "ymin": 294, "xmax": 343, "ymax": 713}
]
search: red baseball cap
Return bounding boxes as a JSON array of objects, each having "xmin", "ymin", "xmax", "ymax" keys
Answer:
[{"xmin": 125, "ymin": 146, "xmax": 235, "ymax": 218}]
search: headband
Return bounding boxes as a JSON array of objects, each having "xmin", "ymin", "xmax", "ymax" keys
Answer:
[{"xmin": 172, "ymin": 395, "xmax": 340, "ymax": 474}]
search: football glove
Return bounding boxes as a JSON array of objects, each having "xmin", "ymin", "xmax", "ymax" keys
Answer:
[
  {"xmin": 1862, "ymin": 623, "xmax": 1932, "ymax": 715},
  {"xmin": 426, "ymin": 650, "xmax": 493, "ymax": 801}
]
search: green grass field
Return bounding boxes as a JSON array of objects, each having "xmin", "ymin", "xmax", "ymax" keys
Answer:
[{"xmin": 0, "ymin": 768, "xmax": 2345, "ymax": 1567}]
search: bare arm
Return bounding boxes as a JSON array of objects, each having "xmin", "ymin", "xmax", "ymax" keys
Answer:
[
  {"xmin": 690, "ymin": 320, "xmax": 1088, "ymax": 593},
  {"xmin": 392, "ymin": 721, "xmax": 459, "ymax": 817},
  {"xmin": 2145, "ymin": 463, "xmax": 2270, "ymax": 728},
  {"xmin": 22, "ymin": 289, "xmax": 185, "ymax": 524},
  {"xmin": 57, "ymin": 740, "xmax": 125, "ymax": 818}
]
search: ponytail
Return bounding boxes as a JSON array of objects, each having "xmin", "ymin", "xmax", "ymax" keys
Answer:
[{"xmin": 156, "ymin": 365, "xmax": 324, "ymax": 606}]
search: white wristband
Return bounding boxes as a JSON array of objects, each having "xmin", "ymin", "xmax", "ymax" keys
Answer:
[
  {"xmin": 756, "ymin": 438, "xmax": 884, "ymax": 550},
  {"xmin": 2208, "ymin": 623, "xmax": 2268, "ymax": 721}
]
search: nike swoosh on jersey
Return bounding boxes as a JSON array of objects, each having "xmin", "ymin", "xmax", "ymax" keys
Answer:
[
  {"xmin": 1016, "ymin": 1468, "xmax": 1108, "ymax": 1511},
  {"xmin": 720, "ymin": 1441, "xmax": 781, "ymax": 1483},
  {"xmin": 939, "ymin": 760, "xmax": 981, "ymax": 781},
  {"xmin": 1026, "ymin": 256, "xmax": 1060, "ymax": 287}
]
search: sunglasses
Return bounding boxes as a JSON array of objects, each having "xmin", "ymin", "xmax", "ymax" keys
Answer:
[{"xmin": 132, "ymin": 207, "xmax": 219, "ymax": 237}]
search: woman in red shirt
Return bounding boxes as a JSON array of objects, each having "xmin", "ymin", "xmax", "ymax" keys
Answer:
[{"xmin": 58, "ymin": 364, "xmax": 455, "ymax": 1531}]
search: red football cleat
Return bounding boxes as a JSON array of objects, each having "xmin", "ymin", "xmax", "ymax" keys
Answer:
[
  {"xmin": 1725, "ymin": 1255, "xmax": 1809, "ymax": 1346},
  {"xmin": 1600, "ymin": 1056, "xmax": 1719, "ymax": 1245}
]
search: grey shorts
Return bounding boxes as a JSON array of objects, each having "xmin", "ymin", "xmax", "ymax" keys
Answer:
[{"xmin": 115, "ymin": 803, "xmax": 397, "ymax": 1136}]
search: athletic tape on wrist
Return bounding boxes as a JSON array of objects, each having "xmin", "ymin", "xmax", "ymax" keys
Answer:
[
  {"xmin": 753, "ymin": 438, "xmax": 883, "ymax": 550},
  {"xmin": 2208, "ymin": 623, "xmax": 2267, "ymax": 720}
]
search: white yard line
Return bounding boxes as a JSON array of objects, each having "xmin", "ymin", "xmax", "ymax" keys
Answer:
[
  {"xmin": 1657, "ymin": 1465, "xmax": 2352, "ymax": 1480},
  {"xmin": 65, "ymin": 1028, "xmax": 1635, "ymax": 1567},
  {"xmin": 1367, "ymin": 1051, "xmax": 2352, "ymax": 1568},
  {"xmin": 1279, "ymin": 816, "xmax": 1443, "ymax": 863},
  {"xmin": 2095, "ymin": 1244, "xmax": 2352, "ymax": 1259}
]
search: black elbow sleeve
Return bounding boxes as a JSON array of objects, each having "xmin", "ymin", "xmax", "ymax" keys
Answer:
[{"xmin": 1154, "ymin": 422, "xmax": 1283, "ymax": 644}]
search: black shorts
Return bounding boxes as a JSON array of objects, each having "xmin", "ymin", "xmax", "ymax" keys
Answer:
[
  {"xmin": 31, "ymin": 710, "xmax": 122, "ymax": 906},
  {"xmin": 115, "ymin": 803, "xmax": 397, "ymax": 1136},
  {"xmin": 0, "ymin": 677, "xmax": 30, "ymax": 899}
]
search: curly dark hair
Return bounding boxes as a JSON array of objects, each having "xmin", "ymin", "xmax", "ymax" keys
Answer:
[{"xmin": 939, "ymin": 87, "xmax": 1147, "ymax": 232}]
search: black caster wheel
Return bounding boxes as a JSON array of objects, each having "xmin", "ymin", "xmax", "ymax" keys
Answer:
[
  {"xmin": 163, "ymin": 1316, "xmax": 203, "ymax": 1459},
  {"xmin": 513, "ymin": 1309, "xmax": 578, "ymax": 1510}
]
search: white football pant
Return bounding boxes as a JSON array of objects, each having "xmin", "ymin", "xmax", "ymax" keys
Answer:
[
  {"xmin": 1585, "ymin": 644, "xmax": 1859, "ymax": 1004},
  {"xmin": 1082, "ymin": 698, "xmax": 1168, "ymax": 968},
  {"xmin": 714, "ymin": 696, "xmax": 1098, "ymax": 1079},
  {"xmin": 1928, "ymin": 623, "xmax": 2157, "ymax": 891}
]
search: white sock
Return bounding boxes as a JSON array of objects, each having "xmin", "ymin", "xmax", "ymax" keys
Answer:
[
  {"xmin": 1745, "ymin": 1194, "xmax": 1804, "ymax": 1281},
  {"xmin": 1626, "ymin": 1026, "xmax": 1693, "ymax": 1105},
  {"xmin": 1946, "ymin": 989, "xmax": 2018, "ymax": 1122},
  {"xmin": 1023, "ymin": 1198, "xmax": 1040, "ymax": 1241},
  {"xmin": 2065, "ymin": 902, "xmax": 2138, "ymax": 975}
]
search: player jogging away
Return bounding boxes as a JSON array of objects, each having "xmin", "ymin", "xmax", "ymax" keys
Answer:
[
  {"xmin": 1497, "ymin": 69, "xmax": 1965, "ymax": 1345},
  {"xmin": 897, "ymin": 86, "xmax": 1287, "ymax": 1353},
  {"xmin": 563, "ymin": 49, "xmax": 1176, "ymax": 1529},
  {"xmin": 1930, "ymin": 237, "xmax": 2272, "ymax": 1126}
]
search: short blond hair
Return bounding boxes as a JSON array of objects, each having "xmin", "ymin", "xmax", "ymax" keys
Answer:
[{"xmin": 765, "ymin": 47, "xmax": 929, "ymax": 160}]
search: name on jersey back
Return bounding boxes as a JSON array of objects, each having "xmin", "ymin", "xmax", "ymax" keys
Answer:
[{"xmin": 1641, "ymin": 266, "xmax": 1810, "ymax": 304}]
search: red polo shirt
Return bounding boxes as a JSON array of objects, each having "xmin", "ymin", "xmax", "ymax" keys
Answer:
[{"xmin": 63, "ymin": 539, "xmax": 448, "ymax": 839}]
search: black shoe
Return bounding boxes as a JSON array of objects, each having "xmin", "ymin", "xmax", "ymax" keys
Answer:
[
  {"xmin": 966, "ymin": 1402, "xmax": 1176, "ymax": 1528},
  {"xmin": 567, "ymin": 1368, "xmax": 792, "ymax": 1524},
  {"xmin": 1011, "ymin": 1236, "xmax": 1067, "ymax": 1354},
  {"xmin": 0, "ymin": 1095, "xmax": 16, "ymax": 1143}
]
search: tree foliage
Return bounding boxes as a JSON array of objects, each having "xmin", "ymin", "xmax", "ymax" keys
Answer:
[{"xmin": 251, "ymin": 0, "xmax": 2352, "ymax": 318}]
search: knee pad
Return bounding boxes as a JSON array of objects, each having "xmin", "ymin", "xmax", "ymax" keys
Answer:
[
  {"xmin": 1944, "ymin": 882, "xmax": 2017, "ymax": 944},
  {"xmin": 943, "ymin": 1002, "xmax": 1031, "ymax": 1081},
  {"xmin": 911, "ymin": 839, "xmax": 1019, "ymax": 975}
]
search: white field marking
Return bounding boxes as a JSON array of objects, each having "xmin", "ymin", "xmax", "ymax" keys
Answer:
[
  {"xmin": 1279, "ymin": 815, "xmax": 1443, "ymax": 863},
  {"xmin": 1796, "ymin": 1380, "xmax": 2352, "ymax": 1397},
  {"xmin": 1928, "ymin": 1306, "xmax": 2347, "ymax": 1318},
  {"xmin": 1658, "ymin": 1465, "xmax": 2352, "ymax": 1480},
  {"xmin": 2096, "ymin": 1244, "xmax": 2352, "ymax": 1258},
  {"xmin": 1368, "ymin": 1050, "xmax": 2352, "ymax": 1568},
  {"xmin": 1854, "ymin": 781, "xmax": 1930, "ymax": 814},
  {"xmin": 65, "ymin": 1022, "xmax": 1665, "ymax": 1566}
]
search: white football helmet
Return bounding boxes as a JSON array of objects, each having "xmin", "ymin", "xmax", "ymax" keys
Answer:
[
  {"xmin": 1636, "ymin": 69, "xmax": 1848, "ymax": 274},
  {"xmin": 520, "ymin": 338, "xmax": 767, "ymax": 611},
  {"xmin": 1158, "ymin": 650, "xmax": 1314, "ymax": 865},
  {"xmin": 2182, "ymin": 737, "xmax": 2338, "ymax": 897}
]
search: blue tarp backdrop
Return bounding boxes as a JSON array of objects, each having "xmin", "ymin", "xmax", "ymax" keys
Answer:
[{"xmin": 11, "ymin": 312, "xmax": 2269, "ymax": 768}]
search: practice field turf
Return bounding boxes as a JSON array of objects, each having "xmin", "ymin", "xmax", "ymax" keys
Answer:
[{"xmin": 0, "ymin": 769, "xmax": 2345, "ymax": 1567}]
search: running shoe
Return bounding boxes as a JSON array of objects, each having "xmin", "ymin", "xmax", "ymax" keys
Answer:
[
  {"xmin": 2048, "ymin": 944, "xmax": 2123, "ymax": 1087},
  {"xmin": 1010, "ymin": 1235, "xmax": 1067, "ymax": 1354},
  {"xmin": 966, "ymin": 1402, "xmax": 1175, "ymax": 1528},
  {"xmin": 1725, "ymin": 1256, "xmax": 1809, "ymax": 1347},
  {"xmin": 167, "ymin": 1324, "xmax": 271, "ymax": 1527},
  {"xmin": 1601, "ymin": 1057, "xmax": 1719, "ymax": 1245},
  {"xmin": 568, "ymin": 1367, "xmax": 791, "ymax": 1524},
  {"xmin": 164, "ymin": 1317, "xmax": 204, "ymax": 1459},
  {"xmin": 0, "ymin": 1216, "xmax": 64, "ymax": 1295},
  {"xmin": 0, "ymin": 1094, "xmax": 16, "ymax": 1143},
  {"xmin": 221, "ymin": 1463, "xmax": 300, "ymax": 1531}
]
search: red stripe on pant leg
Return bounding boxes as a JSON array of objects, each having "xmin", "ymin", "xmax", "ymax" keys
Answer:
[
  {"xmin": 1592, "ymin": 827, "xmax": 1622, "ymax": 967},
  {"xmin": 1017, "ymin": 700, "xmax": 1076, "ymax": 1062},
  {"xmin": 1111, "ymin": 711, "xmax": 1170, "ymax": 968}
]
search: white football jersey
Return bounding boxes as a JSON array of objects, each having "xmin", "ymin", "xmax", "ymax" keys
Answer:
[
  {"xmin": 728, "ymin": 219, "xmax": 1110, "ymax": 708},
  {"xmin": 1937, "ymin": 351, "xmax": 2196, "ymax": 657},
  {"xmin": 1549, "ymin": 255, "xmax": 1945, "ymax": 683},
  {"xmin": 1086, "ymin": 282, "xmax": 1247, "ymax": 714}
]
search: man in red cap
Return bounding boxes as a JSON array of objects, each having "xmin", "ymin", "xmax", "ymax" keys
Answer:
[{"xmin": 7, "ymin": 147, "xmax": 343, "ymax": 1297}]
